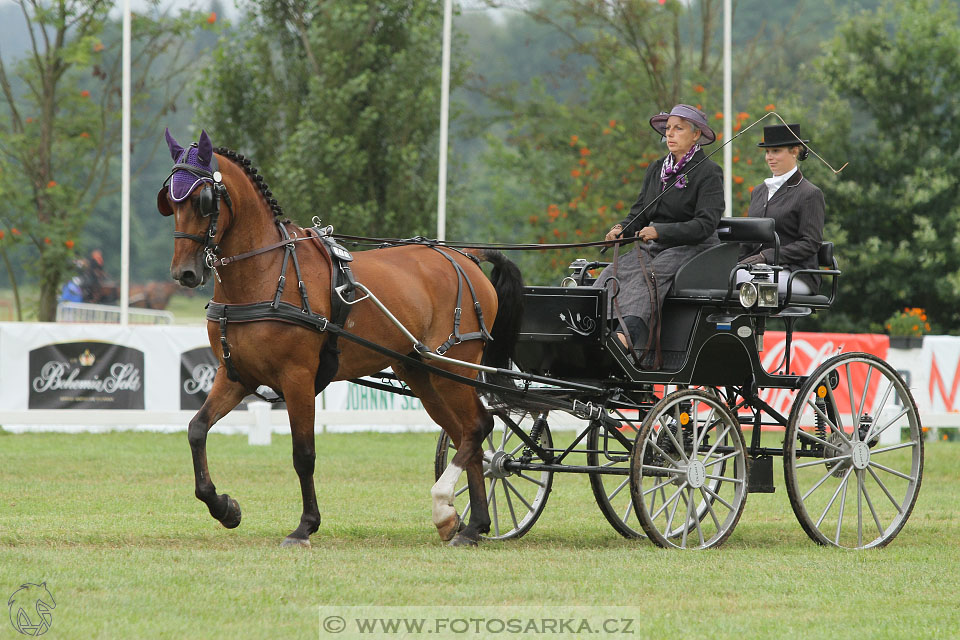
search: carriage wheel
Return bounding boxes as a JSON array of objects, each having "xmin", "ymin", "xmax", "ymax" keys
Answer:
[
  {"xmin": 587, "ymin": 418, "xmax": 646, "ymax": 539},
  {"xmin": 629, "ymin": 389, "xmax": 748, "ymax": 549},
  {"xmin": 784, "ymin": 353, "xmax": 923, "ymax": 549},
  {"xmin": 434, "ymin": 410, "xmax": 553, "ymax": 540}
]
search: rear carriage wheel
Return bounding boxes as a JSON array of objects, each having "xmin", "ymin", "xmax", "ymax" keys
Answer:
[
  {"xmin": 587, "ymin": 418, "xmax": 646, "ymax": 539},
  {"xmin": 629, "ymin": 389, "xmax": 748, "ymax": 549},
  {"xmin": 784, "ymin": 353, "xmax": 923, "ymax": 549},
  {"xmin": 434, "ymin": 409, "xmax": 553, "ymax": 540}
]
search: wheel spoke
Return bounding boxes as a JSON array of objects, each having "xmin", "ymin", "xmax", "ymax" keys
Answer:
[
  {"xmin": 796, "ymin": 453, "xmax": 851, "ymax": 469},
  {"xmin": 856, "ymin": 469, "xmax": 864, "ymax": 547},
  {"xmin": 856, "ymin": 365, "xmax": 874, "ymax": 438},
  {"xmin": 702, "ymin": 449, "xmax": 739, "ymax": 469},
  {"xmin": 867, "ymin": 407, "xmax": 910, "ymax": 442},
  {"xmin": 516, "ymin": 472, "xmax": 548, "ymax": 488},
  {"xmin": 502, "ymin": 480, "xmax": 519, "ymax": 531},
  {"xmin": 700, "ymin": 484, "xmax": 734, "ymax": 511},
  {"xmin": 834, "ymin": 469, "xmax": 850, "ymax": 544},
  {"xmin": 699, "ymin": 487, "xmax": 722, "ymax": 530},
  {"xmin": 801, "ymin": 464, "xmax": 842, "ymax": 502},
  {"xmin": 808, "ymin": 396, "xmax": 851, "ymax": 447},
  {"xmin": 867, "ymin": 465, "xmax": 905, "ymax": 514},
  {"xmin": 504, "ymin": 477, "xmax": 535, "ymax": 512},
  {"xmin": 489, "ymin": 478, "xmax": 499, "ymax": 537},
  {"xmin": 660, "ymin": 417, "xmax": 690, "ymax": 463},
  {"xmin": 870, "ymin": 441, "xmax": 917, "ymax": 456},
  {"xmin": 454, "ymin": 484, "xmax": 469, "ymax": 498},
  {"xmin": 620, "ymin": 495, "xmax": 634, "ymax": 523},
  {"xmin": 651, "ymin": 483, "xmax": 686, "ymax": 521},
  {"xmin": 844, "ymin": 363, "xmax": 857, "ymax": 441},
  {"xmin": 691, "ymin": 488, "xmax": 705, "ymax": 547},
  {"xmin": 860, "ymin": 473, "xmax": 885, "ymax": 536},
  {"xmin": 705, "ymin": 474, "xmax": 742, "ymax": 485},
  {"xmin": 642, "ymin": 476, "xmax": 677, "ymax": 497},
  {"xmin": 869, "ymin": 460, "xmax": 915, "ymax": 482},
  {"xmin": 826, "ymin": 381, "xmax": 847, "ymax": 440},
  {"xmin": 864, "ymin": 380, "xmax": 895, "ymax": 441},
  {"xmin": 702, "ymin": 423, "xmax": 733, "ymax": 462},
  {"xmin": 607, "ymin": 476, "xmax": 630, "ymax": 501},
  {"xmin": 646, "ymin": 437, "xmax": 683, "ymax": 468},
  {"xmin": 680, "ymin": 487, "xmax": 695, "ymax": 548},
  {"xmin": 816, "ymin": 466, "xmax": 853, "ymax": 528},
  {"xmin": 643, "ymin": 464, "xmax": 686, "ymax": 476},
  {"xmin": 797, "ymin": 427, "xmax": 843, "ymax": 452}
]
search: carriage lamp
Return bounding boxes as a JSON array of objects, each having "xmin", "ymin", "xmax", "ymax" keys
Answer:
[
  {"xmin": 561, "ymin": 276, "xmax": 578, "ymax": 287},
  {"xmin": 748, "ymin": 264, "xmax": 779, "ymax": 308},
  {"xmin": 738, "ymin": 281, "xmax": 758, "ymax": 308}
]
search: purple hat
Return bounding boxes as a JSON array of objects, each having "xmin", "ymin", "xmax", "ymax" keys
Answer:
[{"xmin": 649, "ymin": 104, "xmax": 716, "ymax": 145}]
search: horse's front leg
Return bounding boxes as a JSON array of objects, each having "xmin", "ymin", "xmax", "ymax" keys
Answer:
[
  {"xmin": 188, "ymin": 367, "xmax": 248, "ymax": 528},
  {"xmin": 279, "ymin": 383, "xmax": 321, "ymax": 548}
]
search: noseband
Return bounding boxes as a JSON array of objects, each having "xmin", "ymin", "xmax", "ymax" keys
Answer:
[{"xmin": 165, "ymin": 151, "xmax": 233, "ymax": 270}]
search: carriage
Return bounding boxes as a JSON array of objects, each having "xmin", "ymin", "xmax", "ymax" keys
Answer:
[
  {"xmin": 162, "ymin": 131, "xmax": 922, "ymax": 550},
  {"xmin": 422, "ymin": 216, "xmax": 923, "ymax": 550}
]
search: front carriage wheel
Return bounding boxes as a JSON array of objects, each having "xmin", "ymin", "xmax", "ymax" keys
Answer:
[
  {"xmin": 629, "ymin": 389, "xmax": 748, "ymax": 549},
  {"xmin": 783, "ymin": 353, "xmax": 923, "ymax": 549},
  {"xmin": 587, "ymin": 418, "xmax": 646, "ymax": 539},
  {"xmin": 434, "ymin": 409, "xmax": 553, "ymax": 540}
]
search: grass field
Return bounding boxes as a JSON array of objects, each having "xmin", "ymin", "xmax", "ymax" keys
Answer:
[{"xmin": 1, "ymin": 430, "xmax": 958, "ymax": 639}]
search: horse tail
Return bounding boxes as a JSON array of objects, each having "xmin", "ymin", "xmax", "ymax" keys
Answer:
[{"xmin": 471, "ymin": 249, "xmax": 524, "ymax": 370}]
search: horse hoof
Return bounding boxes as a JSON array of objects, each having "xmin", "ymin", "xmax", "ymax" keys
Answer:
[
  {"xmin": 448, "ymin": 532, "xmax": 478, "ymax": 548},
  {"xmin": 280, "ymin": 536, "xmax": 311, "ymax": 549},
  {"xmin": 219, "ymin": 496, "xmax": 242, "ymax": 529},
  {"xmin": 436, "ymin": 513, "xmax": 462, "ymax": 542}
]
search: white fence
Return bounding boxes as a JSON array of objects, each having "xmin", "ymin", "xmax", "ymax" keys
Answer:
[{"xmin": 56, "ymin": 301, "xmax": 174, "ymax": 324}]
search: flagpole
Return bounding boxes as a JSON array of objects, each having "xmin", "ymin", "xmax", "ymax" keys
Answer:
[
  {"xmin": 437, "ymin": 0, "xmax": 452, "ymax": 241},
  {"xmin": 120, "ymin": 0, "xmax": 131, "ymax": 324},
  {"xmin": 722, "ymin": 0, "xmax": 732, "ymax": 218}
]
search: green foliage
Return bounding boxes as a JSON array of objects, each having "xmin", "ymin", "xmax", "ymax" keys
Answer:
[
  {"xmin": 0, "ymin": 0, "xmax": 216, "ymax": 320},
  {"xmin": 815, "ymin": 0, "xmax": 960, "ymax": 332},
  {"xmin": 196, "ymin": 0, "xmax": 462, "ymax": 238}
]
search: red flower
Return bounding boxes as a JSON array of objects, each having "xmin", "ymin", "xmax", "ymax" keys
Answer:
[
  {"xmin": 571, "ymin": 169, "xmax": 581, "ymax": 178},
  {"xmin": 207, "ymin": 12, "xmax": 217, "ymax": 24},
  {"xmin": 737, "ymin": 112, "xmax": 750, "ymax": 120},
  {"xmin": 733, "ymin": 175, "xmax": 744, "ymax": 184},
  {"xmin": 579, "ymin": 158, "xmax": 588, "ymax": 166},
  {"xmin": 608, "ymin": 119, "xmax": 617, "ymax": 127},
  {"xmin": 580, "ymin": 147, "xmax": 591, "ymax": 157},
  {"xmin": 79, "ymin": 132, "xmax": 90, "ymax": 138},
  {"xmin": 65, "ymin": 239, "xmax": 75, "ymax": 249},
  {"xmin": 748, "ymin": 186, "xmax": 754, "ymax": 193},
  {"xmin": 0, "ymin": 230, "xmax": 4, "ymax": 240},
  {"xmin": 764, "ymin": 104, "xmax": 776, "ymax": 112},
  {"xmin": 714, "ymin": 112, "xmax": 723, "ymax": 120},
  {"xmin": 80, "ymin": 90, "xmax": 90, "ymax": 98},
  {"xmin": 44, "ymin": 237, "xmax": 51, "ymax": 244},
  {"xmin": 569, "ymin": 135, "xmax": 578, "ymax": 146},
  {"xmin": 11, "ymin": 228, "xmax": 20, "ymax": 235},
  {"xmin": 93, "ymin": 42, "xmax": 104, "ymax": 53},
  {"xmin": 615, "ymin": 200, "xmax": 625, "ymax": 211},
  {"xmin": 47, "ymin": 180, "xmax": 57, "ymax": 188},
  {"xmin": 693, "ymin": 84, "xmax": 705, "ymax": 94},
  {"xmin": 639, "ymin": 161, "xmax": 650, "ymax": 168}
]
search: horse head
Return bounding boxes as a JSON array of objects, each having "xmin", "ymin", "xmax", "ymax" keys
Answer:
[{"xmin": 158, "ymin": 128, "xmax": 227, "ymax": 288}]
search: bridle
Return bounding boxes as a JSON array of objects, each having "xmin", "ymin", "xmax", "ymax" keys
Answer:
[{"xmin": 159, "ymin": 145, "xmax": 234, "ymax": 275}]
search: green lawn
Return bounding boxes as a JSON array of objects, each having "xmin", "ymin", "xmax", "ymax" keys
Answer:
[{"xmin": 1, "ymin": 430, "xmax": 957, "ymax": 639}]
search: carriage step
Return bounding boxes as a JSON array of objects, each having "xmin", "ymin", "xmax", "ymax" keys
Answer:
[{"xmin": 747, "ymin": 455, "xmax": 776, "ymax": 493}]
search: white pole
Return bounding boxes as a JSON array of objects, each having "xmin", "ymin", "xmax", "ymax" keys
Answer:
[
  {"xmin": 437, "ymin": 0, "xmax": 453, "ymax": 241},
  {"xmin": 722, "ymin": 0, "xmax": 732, "ymax": 218},
  {"xmin": 120, "ymin": 0, "xmax": 131, "ymax": 324}
]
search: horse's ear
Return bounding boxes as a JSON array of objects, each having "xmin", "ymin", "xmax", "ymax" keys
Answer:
[
  {"xmin": 197, "ymin": 130, "xmax": 213, "ymax": 165},
  {"xmin": 157, "ymin": 187, "xmax": 173, "ymax": 216},
  {"xmin": 165, "ymin": 128, "xmax": 183, "ymax": 161}
]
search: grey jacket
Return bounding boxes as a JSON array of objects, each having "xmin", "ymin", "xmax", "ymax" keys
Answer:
[{"xmin": 740, "ymin": 169, "xmax": 825, "ymax": 291}]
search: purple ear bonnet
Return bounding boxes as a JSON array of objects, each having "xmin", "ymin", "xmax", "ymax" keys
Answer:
[{"xmin": 165, "ymin": 129, "xmax": 215, "ymax": 203}]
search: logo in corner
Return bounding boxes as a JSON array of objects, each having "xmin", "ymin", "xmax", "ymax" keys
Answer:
[
  {"xmin": 8, "ymin": 582, "xmax": 56, "ymax": 636},
  {"xmin": 78, "ymin": 349, "xmax": 96, "ymax": 366}
]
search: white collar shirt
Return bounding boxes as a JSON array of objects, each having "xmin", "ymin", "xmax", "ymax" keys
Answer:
[{"xmin": 764, "ymin": 165, "xmax": 798, "ymax": 201}]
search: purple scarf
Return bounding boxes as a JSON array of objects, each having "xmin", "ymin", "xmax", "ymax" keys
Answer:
[{"xmin": 660, "ymin": 144, "xmax": 700, "ymax": 190}]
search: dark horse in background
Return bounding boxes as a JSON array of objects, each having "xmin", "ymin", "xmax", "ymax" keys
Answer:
[{"xmin": 158, "ymin": 130, "xmax": 524, "ymax": 547}]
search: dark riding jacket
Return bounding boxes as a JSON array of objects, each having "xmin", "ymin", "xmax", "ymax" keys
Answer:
[
  {"xmin": 739, "ymin": 169, "xmax": 825, "ymax": 291},
  {"xmin": 618, "ymin": 149, "xmax": 724, "ymax": 247}
]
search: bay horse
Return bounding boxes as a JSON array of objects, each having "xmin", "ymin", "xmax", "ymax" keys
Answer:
[{"xmin": 158, "ymin": 130, "xmax": 524, "ymax": 547}]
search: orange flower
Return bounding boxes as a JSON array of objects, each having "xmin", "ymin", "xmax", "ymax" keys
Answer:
[
  {"xmin": 748, "ymin": 186, "xmax": 754, "ymax": 193},
  {"xmin": 639, "ymin": 161, "xmax": 650, "ymax": 168},
  {"xmin": 569, "ymin": 135, "xmax": 578, "ymax": 146},
  {"xmin": 926, "ymin": 323, "xmax": 932, "ymax": 331},
  {"xmin": 547, "ymin": 204, "xmax": 560, "ymax": 216},
  {"xmin": 696, "ymin": 103, "xmax": 702, "ymax": 110},
  {"xmin": 921, "ymin": 313, "xmax": 927, "ymax": 321},
  {"xmin": 615, "ymin": 200, "xmax": 625, "ymax": 210},
  {"xmin": 733, "ymin": 122, "xmax": 741, "ymax": 132},
  {"xmin": 714, "ymin": 112, "xmax": 723, "ymax": 120},
  {"xmin": 764, "ymin": 104, "xmax": 775, "ymax": 111},
  {"xmin": 0, "ymin": 230, "xmax": 4, "ymax": 240},
  {"xmin": 602, "ymin": 128, "xmax": 611, "ymax": 135},
  {"xmin": 553, "ymin": 228, "xmax": 561, "ymax": 238},
  {"xmin": 746, "ymin": 158, "xmax": 753, "ymax": 165},
  {"xmin": 571, "ymin": 169, "xmax": 581, "ymax": 178},
  {"xmin": 732, "ymin": 155, "xmax": 740, "ymax": 163},
  {"xmin": 79, "ymin": 132, "xmax": 90, "ymax": 138},
  {"xmin": 11, "ymin": 228, "xmax": 20, "ymax": 235},
  {"xmin": 93, "ymin": 42, "xmax": 104, "ymax": 53},
  {"xmin": 608, "ymin": 119, "xmax": 617, "ymax": 127},
  {"xmin": 733, "ymin": 176, "xmax": 744, "ymax": 184},
  {"xmin": 598, "ymin": 205, "xmax": 608, "ymax": 214},
  {"xmin": 693, "ymin": 84, "xmax": 705, "ymax": 94},
  {"xmin": 65, "ymin": 239, "xmax": 75, "ymax": 249},
  {"xmin": 579, "ymin": 158, "xmax": 588, "ymax": 166},
  {"xmin": 529, "ymin": 215, "xmax": 539, "ymax": 225},
  {"xmin": 47, "ymin": 180, "xmax": 57, "ymax": 188},
  {"xmin": 207, "ymin": 12, "xmax": 217, "ymax": 24},
  {"xmin": 568, "ymin": 201, "xmax": 578, "ymax": 209},
  {"xmin": 737, "ymin": 112, "xmax": 749, "ymax": 120},
  {"xmin": 580, "ymin": 147, "xmax": 591, "ymax": 157},
  {"xmin": 80, "ymin": 90, "xmax": 90, "ymax": 98},
  {"xmin": 912, "ymin": 325, "xmax": 919, "ymax": 332},
  {"xmin": 716, "ymin": 133, "xmax": 723, "ymax": 140},
  {"xmin": 575, "ymin": 229, "xmax": 583, "ymax": 236},
  {"xmin": 44, "ymin": 236, "xmax": 51, "ymax": 244},
  {"xmin": 26, "ymin": 117, "xmax": 33, "ymax": 123}
]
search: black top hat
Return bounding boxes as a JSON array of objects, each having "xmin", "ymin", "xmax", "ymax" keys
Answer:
[{"xmin": 757, "ymin": 124, "xmax": 809, "ymax": 148}]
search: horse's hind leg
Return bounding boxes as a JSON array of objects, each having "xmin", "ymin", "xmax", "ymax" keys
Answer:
[
  {"xmin": 279, "ymin": 380, "xmax": 322, "ymax": 548},
  {"xmin": 395, "ymin": 365, "xmax": 493, "ymax": 546},
  {"xmin": 189, "ymin": 368, "xmax": 248, "ymax": 529}
]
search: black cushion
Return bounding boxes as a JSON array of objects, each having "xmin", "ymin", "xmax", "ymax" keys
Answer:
[{"xmin": 716, "ymin": 217, "xmax": 776, "ymax": 243}]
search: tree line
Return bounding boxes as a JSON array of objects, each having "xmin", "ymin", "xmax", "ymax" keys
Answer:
[{"xmin": 1, "ymin": 0, "xmax": 957, "ymax": 335}]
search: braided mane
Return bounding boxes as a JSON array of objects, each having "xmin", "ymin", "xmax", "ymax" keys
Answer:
[{"xmin": 213, "ymin": 146, "xmax": 285, "ymax": 219}]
